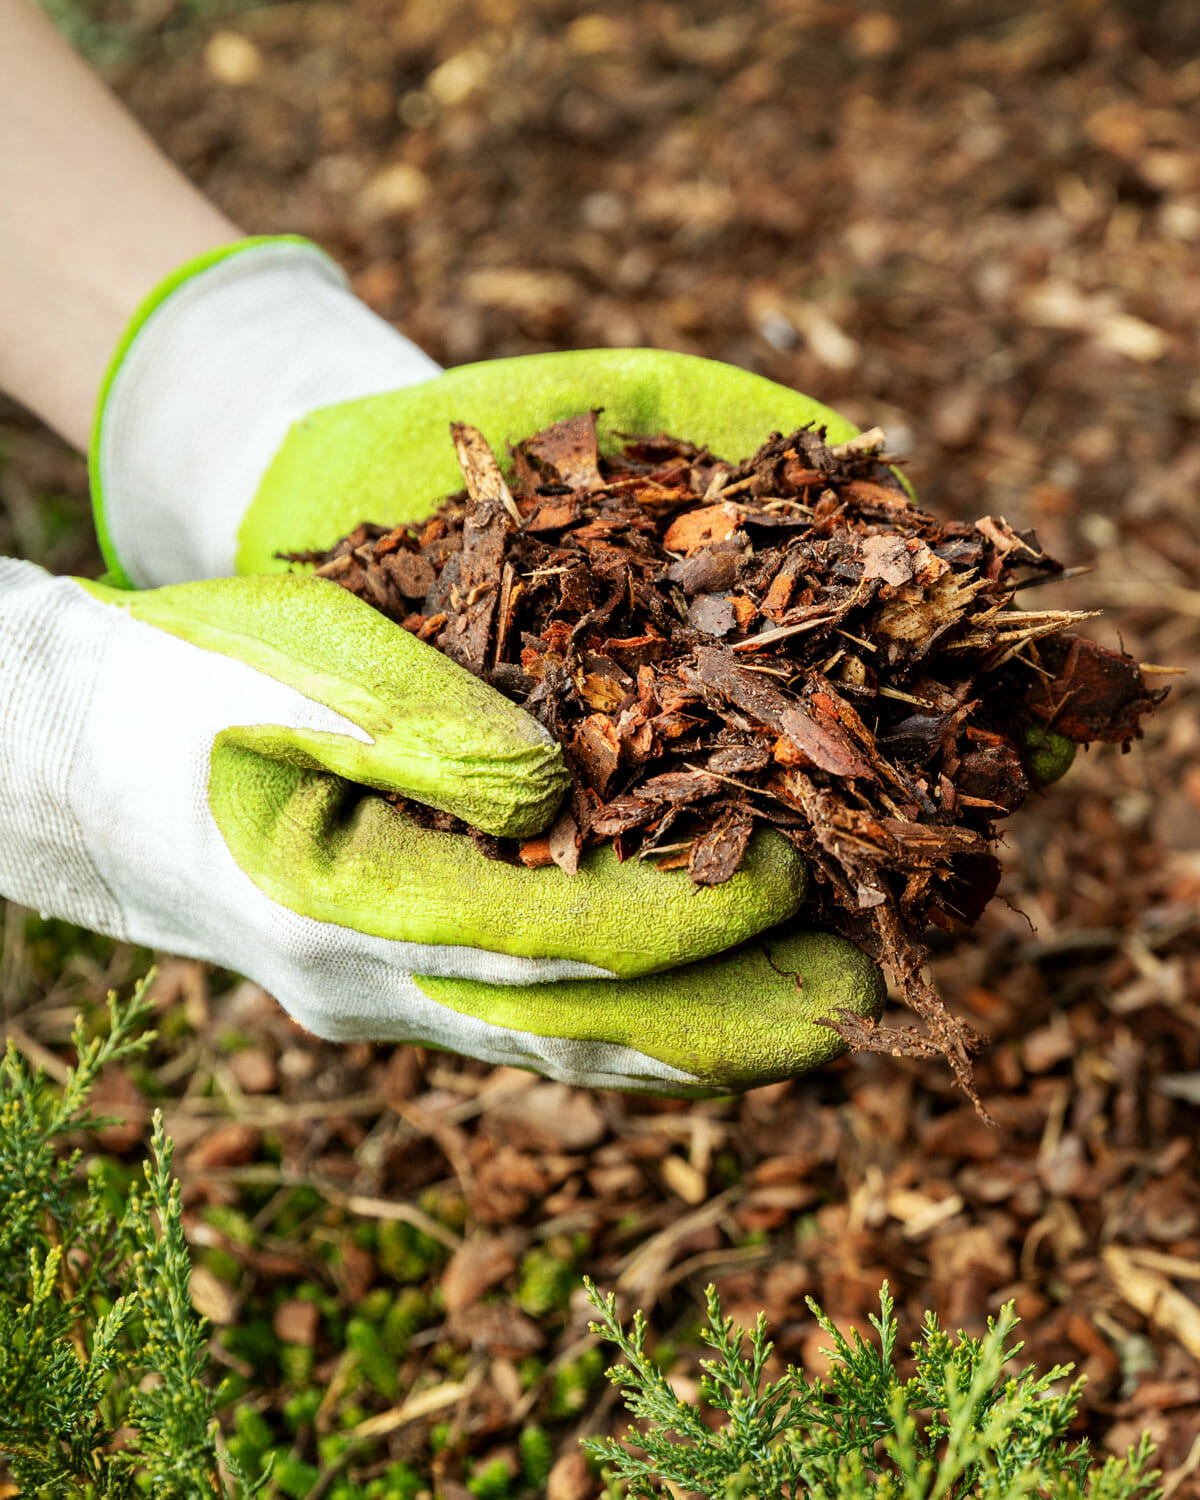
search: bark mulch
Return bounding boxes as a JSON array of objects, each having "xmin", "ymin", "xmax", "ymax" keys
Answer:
[
  {"xmin": 2, "ymin": 0, "xmax": 1199, "ymax": 1491},
  {"xmin": 297, "ymin": 410, "xmax": 1161, "ymax": 1115}
]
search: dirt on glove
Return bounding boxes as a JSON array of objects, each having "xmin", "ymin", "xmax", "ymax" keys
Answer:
[{"xmin": 286, "ymin": 413, "xmax": 1165, "ymax": 1114}]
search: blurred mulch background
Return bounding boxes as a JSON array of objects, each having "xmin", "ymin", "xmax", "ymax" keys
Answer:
[{"xmin": 3, "ymin": 1, "xmax": 1200, "ymax": 1495}]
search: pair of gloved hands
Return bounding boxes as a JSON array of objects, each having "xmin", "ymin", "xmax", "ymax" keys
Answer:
[{"xmin": 1, "ymin": 236, "xmax": 888, "ymax": 1094}]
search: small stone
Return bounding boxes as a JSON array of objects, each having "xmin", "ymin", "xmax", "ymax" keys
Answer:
[
  {"xmin": 186, "ymin": 1123, "xmax": 260, "ymax": 1171},
  {"xmin": 190, "ymin": 1265, "xmax": 239, "ymax": 1324},
  {"xmin": 547, "ymin": 1450, "xmax": 595, "ymax": 1500},
  {"xmin": 273, "ymin": 1298, "xmax": 319, "ymax": 1347},
  {"xmin": 229, "ymin": 1047, "xmax": 276, "ymax": 1094},
  {"xmin": 659, "ymin": 1153, "xmax": 708, "ymax": 1206},
  {"xmin": 92, "ymin": 1068, "xmax": 145, "ymax": 1153},
  {"xmin": 359, "ymin": 162, "xmax": 432, "ymax": 219},
  {"xmin": 203, "ymin": 31, "xmax": 263, "ymax": 86}
]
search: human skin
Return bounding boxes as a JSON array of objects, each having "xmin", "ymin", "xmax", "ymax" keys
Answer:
[{"xmin": 0, "ymin": 0, "xmax": 239, "ymax": 447}]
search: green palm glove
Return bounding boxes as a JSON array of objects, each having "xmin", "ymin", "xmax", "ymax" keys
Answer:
[
  {"xmin": 1, "ymin": 556, "xmax": 863, "ymax": 1093},
  {"xmin": 87, "ymin": 237, "xmax": 891, "ymax": 1091}
]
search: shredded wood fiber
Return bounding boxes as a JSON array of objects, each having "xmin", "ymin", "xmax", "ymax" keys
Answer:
[{"xmin": 288, "ymin": 413, "xmax": 1165, "ymax": 1114}]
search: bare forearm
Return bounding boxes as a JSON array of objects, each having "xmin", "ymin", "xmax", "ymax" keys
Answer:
[{"xmin": 0, "ymin": 0, "xmax": 241, "ymax": 449}]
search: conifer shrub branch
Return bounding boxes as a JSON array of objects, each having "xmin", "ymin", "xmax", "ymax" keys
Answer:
[
  {"xmin": 583, "ymin": 1279, "xmax": 1161, "ymax": 1500},
  {"xmin": 0, "ymin": 975, "xmax": 263, "ymax": 1498}
]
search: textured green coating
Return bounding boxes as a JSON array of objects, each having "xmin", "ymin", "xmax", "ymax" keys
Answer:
[
  {"xmin": 414, "ymin": 929, "xmax": 884, "ymax": 1092},
  {"xmin": 238, "ymin": 348, "xmax": 863, "ymax": 570},
  {"xmin": 80, "ymin": 572, "xmax": 569, "ymax": 838},
  {"xmin": 1023, "ymin": 723, "xmax": 1077, "ymax": 788},
  {"xmin": 208, "ymin": 741, "xmax": 808, "ymax": 973}
]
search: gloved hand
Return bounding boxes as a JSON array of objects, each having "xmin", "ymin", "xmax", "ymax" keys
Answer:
[
  {"xmin": 1, "ymin": 558, "xmax": 859, "ymax": 1089},
  {"xmin": 44, "ymin": 235, "xmax": 886, "ymax": 1092}
]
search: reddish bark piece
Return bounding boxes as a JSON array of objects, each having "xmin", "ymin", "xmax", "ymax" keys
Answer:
[
  {"xmin": 618, "ymin": 713, "xmax": 656, "ymax": 763},
  {"xmin": 591, "ymin": 795, "xmax": 656, "ymax": 836},
  {"xmin": 572, "ymin": 714, "xmax": 622, "ymax": 796},
  {"xmin": 956, "ymin": 744, "xmax": 1028, "ymax": 812},
  {"xmin": 762, "ymin": 560, "xmax": 801, "ymax": 620},
  {"xmin": 525, "ymin": 496, "xmax": 579, "ymax": 532},
  {"xmin": 662, "ymin": 504, "xmax": 738, "ymax": 554},
  {"xmin": 442, "ymin": 422, "xmax": 516, "ymax": 674},
  {"xmin": 778, "ymin": 704, "xmax": 875, "ymax": 779},
  {"xmin": 876, "ymin": 819, "xmax": 984, "ymax": 859},
  {"xmin": 1025, "ymin": 633, "xmax": 1166, "ymax": 743},
  {"xmin": 651, "ymin": 711, "xmax": 706, "ymax": 739},
  {"xmin": 845, "ymin": 477, "xmax": 913, "ymax": 511},
  {"xmin": 602, "ymin": 633, "xmax": 672, "ymax": 671},
  {"xmin": 668, "ymin": 543, "xmax": 744, "ymax": 596},
  {"xmin": 511, "ymin": 411, "xmax": 603, "ymax": 492},
  {"xmin": 708, "ymin": 743, "xmax": 771, "ymax": 775},
  {"xmin": 730, "ymin": 594, "xmax": 759, "ymax": 629},
  {"xmin": 381, "ymin": 547, "xmax": 436, "ymax": 598},
  {"xmin": 656, "ymin": 679, "xmax": 704, "ymax": 716},
  {"xmin": 689, "ymin": 808, "xmax": 755, "ymax": 885},
  {"xmin": 692, "ymin": 645, "xmax": 792, "ymax": 730},
  {"xmin": 442, "ymin": 1233, "xmax": 518, "ymax": 1313},
  {"xmin": 518, "ymin": 835, "xmax": 555, "ymax": 867},
  {"xmin": 638, "ymin": 769, "xmax": 722, "ymax": 804},
  {"xmin": 417, "ymin": 515, "xmax": 446, "ymax": 549},
  {"xmin": 781, "ymin": 458, "xmax": 825, "ymax": 488}
]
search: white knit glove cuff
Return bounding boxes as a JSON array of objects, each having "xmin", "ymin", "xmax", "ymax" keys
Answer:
[{"xmin": 92, "ymin": 238, "xmax": 442, "ymax": 587}]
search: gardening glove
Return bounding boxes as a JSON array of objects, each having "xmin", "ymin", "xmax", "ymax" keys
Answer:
[
  {"xmin": 75, "ymin": 236, "xmax": 897, "ymax": 1092},
  {"xmin": 0, "ymin": 559, "xmax": 881, "ymax": 1092}
]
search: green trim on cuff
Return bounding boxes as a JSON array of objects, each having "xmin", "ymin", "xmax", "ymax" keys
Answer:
[{"xmin": 87, "ymin": 233, "xmax": 329, "ymax": 588}]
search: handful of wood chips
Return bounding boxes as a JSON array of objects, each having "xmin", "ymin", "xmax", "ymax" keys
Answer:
[{"xmin": 289, "ymin": 412, "xmax": 1165, "ymax": 1110}]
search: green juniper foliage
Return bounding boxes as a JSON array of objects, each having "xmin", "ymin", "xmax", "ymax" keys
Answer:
[
  {"xmin": 0, "ymin": 977, "xmax": 262, "ymax": 1498},
  {"xmin": 584, "ymin": 1280, "xmax": 1161, "ymax": 1500}
]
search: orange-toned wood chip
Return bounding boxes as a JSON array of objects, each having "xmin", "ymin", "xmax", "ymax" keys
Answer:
[
  {"xmin": 518, "ymin": 835, "xmax": 555, "ymax": 868},
  {"xmin": 662, "ymin": 504, "xmax": 738, "ymax": 555}
]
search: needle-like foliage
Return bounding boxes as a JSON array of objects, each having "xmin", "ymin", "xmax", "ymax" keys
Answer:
[
  {"xmin": 584, "ymin": 1280, "xmax": 1161, "ymax": 1500},
  {"xmin": 0, "ymin": 976, "xmax": 263, "ymax": 1498}
]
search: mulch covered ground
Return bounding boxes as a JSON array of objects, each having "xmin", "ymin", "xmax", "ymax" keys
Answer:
[{"xmin": 2, "ymin": 1, "xmax": 1200, "ymax": 1493}]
